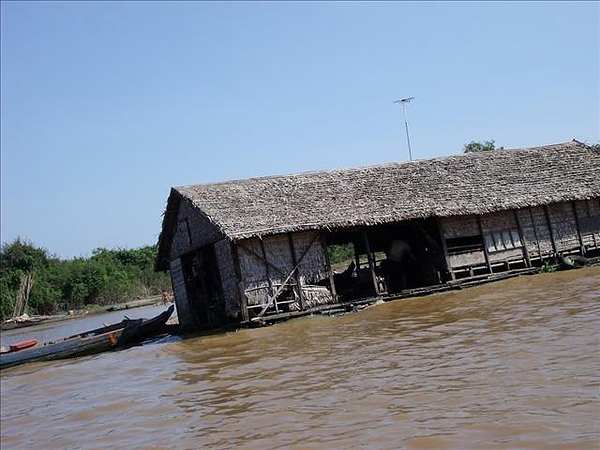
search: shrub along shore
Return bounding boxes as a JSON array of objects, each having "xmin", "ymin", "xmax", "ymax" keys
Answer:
[{"xmin": 0, "ymin": 239, "xmax": 171, "ymax": 322}]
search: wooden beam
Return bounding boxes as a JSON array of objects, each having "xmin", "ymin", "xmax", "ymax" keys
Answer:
[
  {"xmin": 230, "ymin": 242, "xmax": 249, "ymax": 322},
  {"xmin": 513, "ymin": 209, "xmax": 532, "ymax": 267},
  {"xmin": 528, "ymin": 208, "xmax": 543, "ymax": 260},
  {"xmin": 288, "ymin": 234, "xmax": 306, "ymax": 311},
  {"xmin": 361, "ymin": 227, "xmax": 381, "ymax": 295},
  {"xmin": 476, "ymin": 216, "xmax": 493, "ymax": 274},
  {"xmin": 321, "ymin": 235, "xmax": 338, "ymax": 300},
  {"xmin": 571, "ymin": 202, "xmax": 585, "ymax": 255},
  {"xmin": 543, "ymin": 205, "xmax": 559, "ymax": 255},
  {"xmin": 436, "ymin": 218, "xmax": 455, "ymax": 281},
  {"xmin": 259, "ymin": 237, "xmax": 276, "ymax": 306}
]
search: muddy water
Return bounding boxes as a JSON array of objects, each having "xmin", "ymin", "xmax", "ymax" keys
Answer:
[{"xmin": 1, "ymin": 268, "xmax": 599, "ymax": 449}]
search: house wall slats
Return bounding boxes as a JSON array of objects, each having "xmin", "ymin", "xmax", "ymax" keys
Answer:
[
  {"xmin": 440, "ymin": 216, "xmax": 486, "ymax": 269},
  {"xmin": 575, "ymin": 199, "xmax": 600, "ymax": 249},
  {"xmin": 214, "ymin": 239, "xmax": 240, "ymax": 320},
  {"xmin": 238, "ymin": 238, "xmax": 270, "ymax": 307},
  {"xmin": 480, "ymin": 210, "xmax": 517, "ymax": 232},
  {"xmin": 528, "ymin": 206, "xmax": 555, "ymax": 256},
  {"xmin": 292, "ymin": 232, "xmax": 329, "ymax": 284},
  {"xmin": 547, "ymin": 203, "xmax": 580, "ymax": 252},
  {"xmin": 516, "ymin": 209, "xmax": 539, "ymax": 258},
  {"xmin": 448, "ymin": 252, "xmax": 486, "ymax": 268},
  {"xmin": 238, "ymin": 232, "xmax": 334, "ymax": 311},
  {"xmin": 263, "ymin": 235, "xmax": 295, "ymax": 281},
  {"xmin": 488, "ymin": 248, "xmax": 524, "ymax": 263},
  {"xmin": 291, "ymin": 232, "xmax": 334, "ymax": 309},
  {"xmin": 480, "ymin": 211, "xmax": 526, "ymax": 264},
  {"xmin": 440, "ymin": 215, "xmax": 479, "ymax": 239},
  {"xmin": 170, "ymin": 258, "xmax": 195, "ymax": 330},
  {"xmin": 170, "ymin": 199, "xmax": 223, "ymax": 261}
]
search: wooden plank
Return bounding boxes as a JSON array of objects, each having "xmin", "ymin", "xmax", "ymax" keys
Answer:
[
  {"xmin": 437, "ymin": 217, "xmax": 455, "ymax": 280},
  {"xmin": 321, "ymin": 236, "xmax": 338, "ymax": 300},
  {"xmin": 476, "ymin": 216, "xmax": 493, "ymax": 273},
  {"xmin": 259, "ymin": 237, "xmax": 276, "ymax": 305},
  {"xmin": 231, "ymin": 243, "xmax": 249, "ymax": 322},
  {"xmin": 514, "ymin": 209, "xmax": 532, "ymax": 267},
  {"xmin": 361, "ymin": 227, "xmax": 381, "ymax": 295},
  {"xmin": 543, "ymin": 205, "xmax": 558, "ymax": 255},
  {"xmin": 571, "ymin": 202, "xmax": 585, "ymax": 254},
  {"xmin": 288, "ymin": 234, "xmax": 306, "ymax": 311}
]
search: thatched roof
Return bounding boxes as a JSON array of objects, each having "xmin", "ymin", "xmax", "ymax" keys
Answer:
[{"xmin": 156, "ymin": 140, "xmax": 599, "ymax": 268}]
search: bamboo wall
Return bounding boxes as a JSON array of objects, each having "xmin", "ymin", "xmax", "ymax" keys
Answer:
[
  {"xmin": 214, "ymin": 239, "xmax": 241, "ymax": 321},
  {"xmin": 237, "ymin": 231, "xmax": 333, "ymax": 313},
  {"xmin": 441, "ymin": 215, "xmax": 479, "ymax": 239},
  {"xmin": 480, "ymin": 210, "xmax": 526, "ymax": 264},
  {"xmin": 441, "ymin": 200, "xmax": 600, "ymax": 276},
  {"xmin": 170, "ymin": 198, "xmax": 223, "ymax": 261},
  {"xmin": 516, "ymin": 206, "xmax": 554, "ymax": 259},
  {"xmin": 440, "ymin": 215, "xmax": 486, "ymax": 270},
  {"xmin": 574, "ymin": 199, "xmax": 600, "ymax": 251},
  {"xmin": 170, "ymin": 257, "xmax": 196, "ymax": 330},
  {"xmin": 547, "ymin": 203, "xmax": 580, "ymax": 253}
]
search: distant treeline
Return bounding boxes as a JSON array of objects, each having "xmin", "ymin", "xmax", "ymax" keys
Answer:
[{"xmin": 0, "ymin": 239, "xmax": 170, "ymax": 321}]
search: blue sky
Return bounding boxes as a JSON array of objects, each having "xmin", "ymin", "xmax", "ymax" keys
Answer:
[{"xmin": 1, "ymin": 1, "xmax": 598, "ymax": 259}]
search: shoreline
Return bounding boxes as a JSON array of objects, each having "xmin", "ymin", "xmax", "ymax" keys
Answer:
[{"xmin": 1, "ymin": 295, "xmax": 168, "ymax": 331}]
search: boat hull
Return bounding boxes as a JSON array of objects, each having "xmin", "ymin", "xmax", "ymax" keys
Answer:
[{"xmin": 0, "ymin": 329, "xmax": 124, "ymax": 370}]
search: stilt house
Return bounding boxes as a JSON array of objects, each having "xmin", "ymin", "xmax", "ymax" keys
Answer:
[{"xmin": 156, "ymin": 141, "xmax": 600, "ymax": 331}]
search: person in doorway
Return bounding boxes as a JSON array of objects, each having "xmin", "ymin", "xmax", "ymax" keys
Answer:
[
  {"xmin": 381, "ymin": 239, "xmax": 417, "ymax": 292},
  {"xmin": 161, "ymin": 289, "xmax": 171, "ymax": 305}
]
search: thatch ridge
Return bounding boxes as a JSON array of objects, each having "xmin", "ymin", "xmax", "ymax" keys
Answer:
[{"xmin": 169, "ymin": 141, "xmax": 598, "ymax": 243}]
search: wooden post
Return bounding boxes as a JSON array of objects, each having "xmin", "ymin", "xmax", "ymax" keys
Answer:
[
  {"xmin": 436, "ymin": 218, "xmax": 455, "ymax": 281},
  {"xmin": 476, "ymin": 216, "xmax": 493, "ymax": 274},
  {"xmin": 528, "ymin": 208, "xmax": 543, "ymax": 260},
  {"xmin": 514, "ymin": 209, "xmax": 532, "ymax": 267},
  {"xmin": 571, "ymin": 202, "xmax": 585, "ymax": 255},
  {"xmin": 543, "ymin": 205, "xmax": 559, "ymax": 255},
  {"xmin": 259, "ymin": 237, "xmax": 276, "ymax": 309},
  {"xmin": 587, "ymin": 200, "xmax": 599, "ymax": 249},
  {"xmin": 231, "ymin": 242, "xmax": 249, "ymax": 322},
  {"xmin": 321, "ymin": 235, "xmax": 338, "ymax": 300},
  {"xmin": 361, "ymin": 227, "xmax": 381, "ymax": 295},
  {"xmin": 288, "ymin": 234, "xmax": 306, "ymax": 311}
]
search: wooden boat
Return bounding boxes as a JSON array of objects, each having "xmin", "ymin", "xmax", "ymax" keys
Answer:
[
  {"xmin": 8, "ymin": 339, "xmax": 38, "ymax": 352},
  {"xmin": 119, "ymin": 304, "xmax": 175, "ymax": 346},
  {"xmin": 0, "ymin": 305, "xmax": 175, "ymax": 370}
]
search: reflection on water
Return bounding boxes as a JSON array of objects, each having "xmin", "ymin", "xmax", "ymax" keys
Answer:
[{"xmin": 2, "ymin": 268, "xmax": 599, "ymax": 449}]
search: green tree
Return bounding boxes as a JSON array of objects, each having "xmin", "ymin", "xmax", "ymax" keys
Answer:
[
  {"xmin": 463, "ymin": 140, "xmax": 504, "ymax": 153},
  {"xmin": 0, "ymin": 239, "xmax": 51, "ymax": 317},
  {"xmin": 0, "ymin": 240, "xmax": 170, "ymax": 321}
]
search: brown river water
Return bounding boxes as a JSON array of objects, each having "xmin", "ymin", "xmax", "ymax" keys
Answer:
[{"xmin": 1, "ymin": 268, "xmax": 599, "ymax": 449}]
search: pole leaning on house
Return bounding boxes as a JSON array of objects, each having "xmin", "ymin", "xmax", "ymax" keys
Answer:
[{"xmin": 394, "ymin": 97, "xmax": 414, "ymax": 161}]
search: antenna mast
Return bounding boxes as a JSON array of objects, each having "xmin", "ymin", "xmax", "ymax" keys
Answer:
[{"xmin": 394, "ymin": 97, "xmax": 415, "ymax": 161}]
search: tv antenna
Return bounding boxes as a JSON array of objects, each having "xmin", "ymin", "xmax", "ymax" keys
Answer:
[{"xmin": 394, "ymin": 97, "xmax": 415, "ymax": 161}]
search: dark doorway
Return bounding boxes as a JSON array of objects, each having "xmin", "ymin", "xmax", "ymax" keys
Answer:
[{"xmin": 181, "ymin": 245, "xmax": 225, "ymax": 328}]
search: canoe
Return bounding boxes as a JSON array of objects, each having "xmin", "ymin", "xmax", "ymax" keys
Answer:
[
  {"xmin": 119, "ymin": 304, "xmax": 175, "ymax": 346},
  {"xmin": 0, "ymin": 306, "xmax": 175, "ymax": 370},
  {"xmin": 0, "ymin": 325, "xmax": 132, "ymax": 370},
  {"xmin": 10, "ymin": 339, "xmax": 38, "ymax": 352}
]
